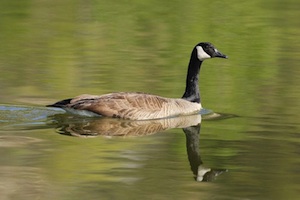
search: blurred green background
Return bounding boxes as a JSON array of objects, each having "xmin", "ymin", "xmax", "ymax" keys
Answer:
[{"xmin": 0, "ymin": 0, "xmax": 299, "ymax": 199}]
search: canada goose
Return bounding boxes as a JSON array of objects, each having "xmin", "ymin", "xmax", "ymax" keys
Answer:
[{"xmin": 47, "ymin": 42, "xmax": 227, "ymax": 120}]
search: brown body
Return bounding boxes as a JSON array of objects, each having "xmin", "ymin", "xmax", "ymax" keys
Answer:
[{"xmin": 55, "ymin": 92, "xmax": 202, "ymax": 120}]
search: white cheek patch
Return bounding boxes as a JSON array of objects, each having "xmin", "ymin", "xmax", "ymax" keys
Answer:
[{"xmin": 196, "ymin": 46, "xmax": 211, "ymax": 61}]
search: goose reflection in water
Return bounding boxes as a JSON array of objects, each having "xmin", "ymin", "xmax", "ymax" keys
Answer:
[
  {"xmin": 49, "ymin": 113, "xmax": 228, "ymax": 182},
  {"xmin": 183, "ymin": 125, "xmax": 227, "ymax": 182}
]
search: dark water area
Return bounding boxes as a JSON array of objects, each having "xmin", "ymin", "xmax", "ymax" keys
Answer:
[{"xmin": 0, "ymin": 0, "xmax": 300, "ymax": 199}]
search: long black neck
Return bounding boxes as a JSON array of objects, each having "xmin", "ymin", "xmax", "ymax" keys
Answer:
[{"xmin": 182, "ymin": 48, "xmax": 202, "ymax": 103}]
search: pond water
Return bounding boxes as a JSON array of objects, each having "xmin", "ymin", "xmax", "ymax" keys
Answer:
[{"xmin": 0, "ymin": 0, "xmax": 300, "ymax": 199}]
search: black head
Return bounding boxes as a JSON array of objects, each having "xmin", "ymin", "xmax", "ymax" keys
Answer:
[{"xmin": 195, "ymin": 42, "xmax": 228, "ymax": 61}]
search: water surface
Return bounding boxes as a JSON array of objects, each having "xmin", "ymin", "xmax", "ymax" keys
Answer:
[{"xmin": 0, "ymin": 0, "xmax": 299, "ymax": 199}]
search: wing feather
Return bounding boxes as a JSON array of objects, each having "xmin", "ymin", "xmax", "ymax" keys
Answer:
[{"xmin": 53, "ymin": 92, "xmax": 201, "ymax": 120}]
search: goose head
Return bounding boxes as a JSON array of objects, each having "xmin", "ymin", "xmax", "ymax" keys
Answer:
[{"xmin": 196, "ymin": 42, "xmax": 228, "ymax": 61}]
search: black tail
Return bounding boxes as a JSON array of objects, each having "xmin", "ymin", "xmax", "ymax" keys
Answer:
[{"xmin": 46, "ymin": 98, "xmax": 73, "ymax": 108}]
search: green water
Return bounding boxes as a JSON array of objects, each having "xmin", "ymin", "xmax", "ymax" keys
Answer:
[{"xmin": 0, "ymin": 0, "xmax": 300, "ymax": 199}]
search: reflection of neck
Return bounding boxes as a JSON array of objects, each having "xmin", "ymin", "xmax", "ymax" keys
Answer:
[
  {"xmin": 183, "ymin": 124, "xmax": 202, "ymax": 178},
  {"xmin": 182, "ymin": 48, "xmax": 202, "ymax": 103}
]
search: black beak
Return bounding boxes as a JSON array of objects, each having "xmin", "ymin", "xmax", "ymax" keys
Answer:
[{"xmin": 215, "ymin": 51, "xmax": 228, "ymax": 59}]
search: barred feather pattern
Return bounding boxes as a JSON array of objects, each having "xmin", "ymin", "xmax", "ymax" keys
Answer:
[{"xmin": 58, "ymin": 92, "xmax": 202, "ymax": 120}]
